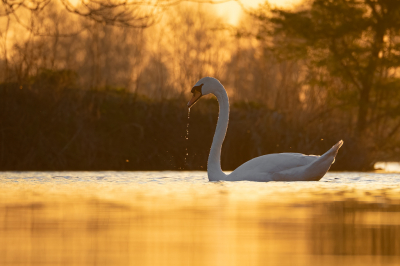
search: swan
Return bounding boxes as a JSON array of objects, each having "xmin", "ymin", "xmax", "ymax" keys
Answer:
[{"xmin": 187, "ymin": 77, "xmax": 343, "ymax": 182}]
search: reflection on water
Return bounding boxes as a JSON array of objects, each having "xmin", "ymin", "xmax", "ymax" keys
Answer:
[
  {"xmin": 311, "ymin": 200, "xmax": 400, "ymax": 256},
  {"xmin": 1, "ymin": 171, "xmax": 400, "ymax": 266}
]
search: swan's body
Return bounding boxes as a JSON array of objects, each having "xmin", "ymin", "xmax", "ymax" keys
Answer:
[{"xmin": 188, "ymin": 77, "xmax": 343, "ymax": 182}]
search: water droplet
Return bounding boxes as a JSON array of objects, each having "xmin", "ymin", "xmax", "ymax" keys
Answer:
[{"xmin": 184, "ymin": 109, "xmax": 190, "ymax": 169}]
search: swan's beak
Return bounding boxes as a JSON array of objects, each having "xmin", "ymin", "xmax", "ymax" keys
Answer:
[{"xmin": 187, "ymin": 90, "xmax": 202, "ymax": 108}]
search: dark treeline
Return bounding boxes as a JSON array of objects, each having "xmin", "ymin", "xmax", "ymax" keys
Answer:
[
  {"xmin": 0, "ymin": 70, "xmax": 375, "ymax": 170},
  {"xmin": 1, "ymin": 0, "xmax": 400, "ymax": 170}
]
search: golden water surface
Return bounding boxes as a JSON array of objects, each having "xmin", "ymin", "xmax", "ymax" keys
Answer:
[{"xmin": 1, "ymin": 171, "xmax": 400, "ymax": 266}]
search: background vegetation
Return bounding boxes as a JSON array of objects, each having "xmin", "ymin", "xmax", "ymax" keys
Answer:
[{"xmin": 1, "ymin": 0, "xmax": 400, "ymax": 170}]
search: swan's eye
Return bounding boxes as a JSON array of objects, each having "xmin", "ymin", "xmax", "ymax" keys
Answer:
[{"xmin": 191, "ymin": 84, "xmax": 204, "ymax": 94}]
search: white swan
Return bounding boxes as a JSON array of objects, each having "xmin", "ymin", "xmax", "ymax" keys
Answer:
[{"xmin": 187, "ymin": 77, "xmax": 343, "ymax": 182}]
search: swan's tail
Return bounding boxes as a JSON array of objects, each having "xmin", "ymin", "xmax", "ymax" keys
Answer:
[
  {"xmin": 322, "ymin": 140, "xmax": 343, "ymax": 163},
  {"xmin": 303, "ymin": 140, "xmax": 343, "ymax": 181},
  {"xmin": 271, "ymin": 140, "xmax": 343, "ymax": 182}
]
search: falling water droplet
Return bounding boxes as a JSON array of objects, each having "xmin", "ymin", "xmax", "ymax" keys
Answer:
[{"xmin": 184, "ymin": 108, "xmax": 190, "ymax": 169}]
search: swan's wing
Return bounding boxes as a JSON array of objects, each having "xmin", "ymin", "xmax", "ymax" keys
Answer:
[
  {"xmin": 228, "ymin": 153, "xmax": 319, "ymax": 181},
  {"xmin": 228, "ymin": 141, "xmax": 343, "ymax": 182}
]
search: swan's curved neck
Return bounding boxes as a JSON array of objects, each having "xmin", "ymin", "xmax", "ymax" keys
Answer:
[{"xmin": 208, "ymin": 88, "xmax": 229, "ymax": 181}]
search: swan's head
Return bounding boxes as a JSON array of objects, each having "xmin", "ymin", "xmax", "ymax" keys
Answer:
[{"xmin": 187, "ymin": 77, "xmax": 223, "ymax": 108}]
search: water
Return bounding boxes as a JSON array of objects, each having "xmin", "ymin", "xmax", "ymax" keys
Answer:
[{"xmin": 1, "ymin": 171, "xmax": 400, "ymax": 266}]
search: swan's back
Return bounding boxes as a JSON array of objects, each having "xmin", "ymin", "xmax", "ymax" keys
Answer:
[
  {"xmin": 225, "ymin": 141, "xmax": 343, "ymax": 182},
  {"xmin": 227, "ymin": 153, "xmax": 319, "ymax": 181}
]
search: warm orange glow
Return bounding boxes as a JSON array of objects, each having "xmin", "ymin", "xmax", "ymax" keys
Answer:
[
  {"xmin": 1, "ymin": 181, "xmax": 400, "ymax": 265},
  {"xmin": 215, "ymin": 0, "xmax": 301, "ymax": 25}
]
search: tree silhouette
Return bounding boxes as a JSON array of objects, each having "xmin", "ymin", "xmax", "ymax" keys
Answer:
[{"xmin": 255, "ymin": 0, "xmax": 400, "ymax": 168}]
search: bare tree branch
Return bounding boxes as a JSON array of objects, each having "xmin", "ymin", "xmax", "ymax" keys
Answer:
[{"xmin": 1, "ymin": 0, "xmax": 237, "ymax": 29}]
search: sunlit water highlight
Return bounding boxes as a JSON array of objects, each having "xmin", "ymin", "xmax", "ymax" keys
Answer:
[{"xmin": 1, "ymin": 171, "xmax": 400, "ymax": 266}]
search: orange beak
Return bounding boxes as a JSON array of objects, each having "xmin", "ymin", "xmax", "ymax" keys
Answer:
[{"xmin": 187, "ymin": 90, "xmax": 202, "ymax": 108}]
